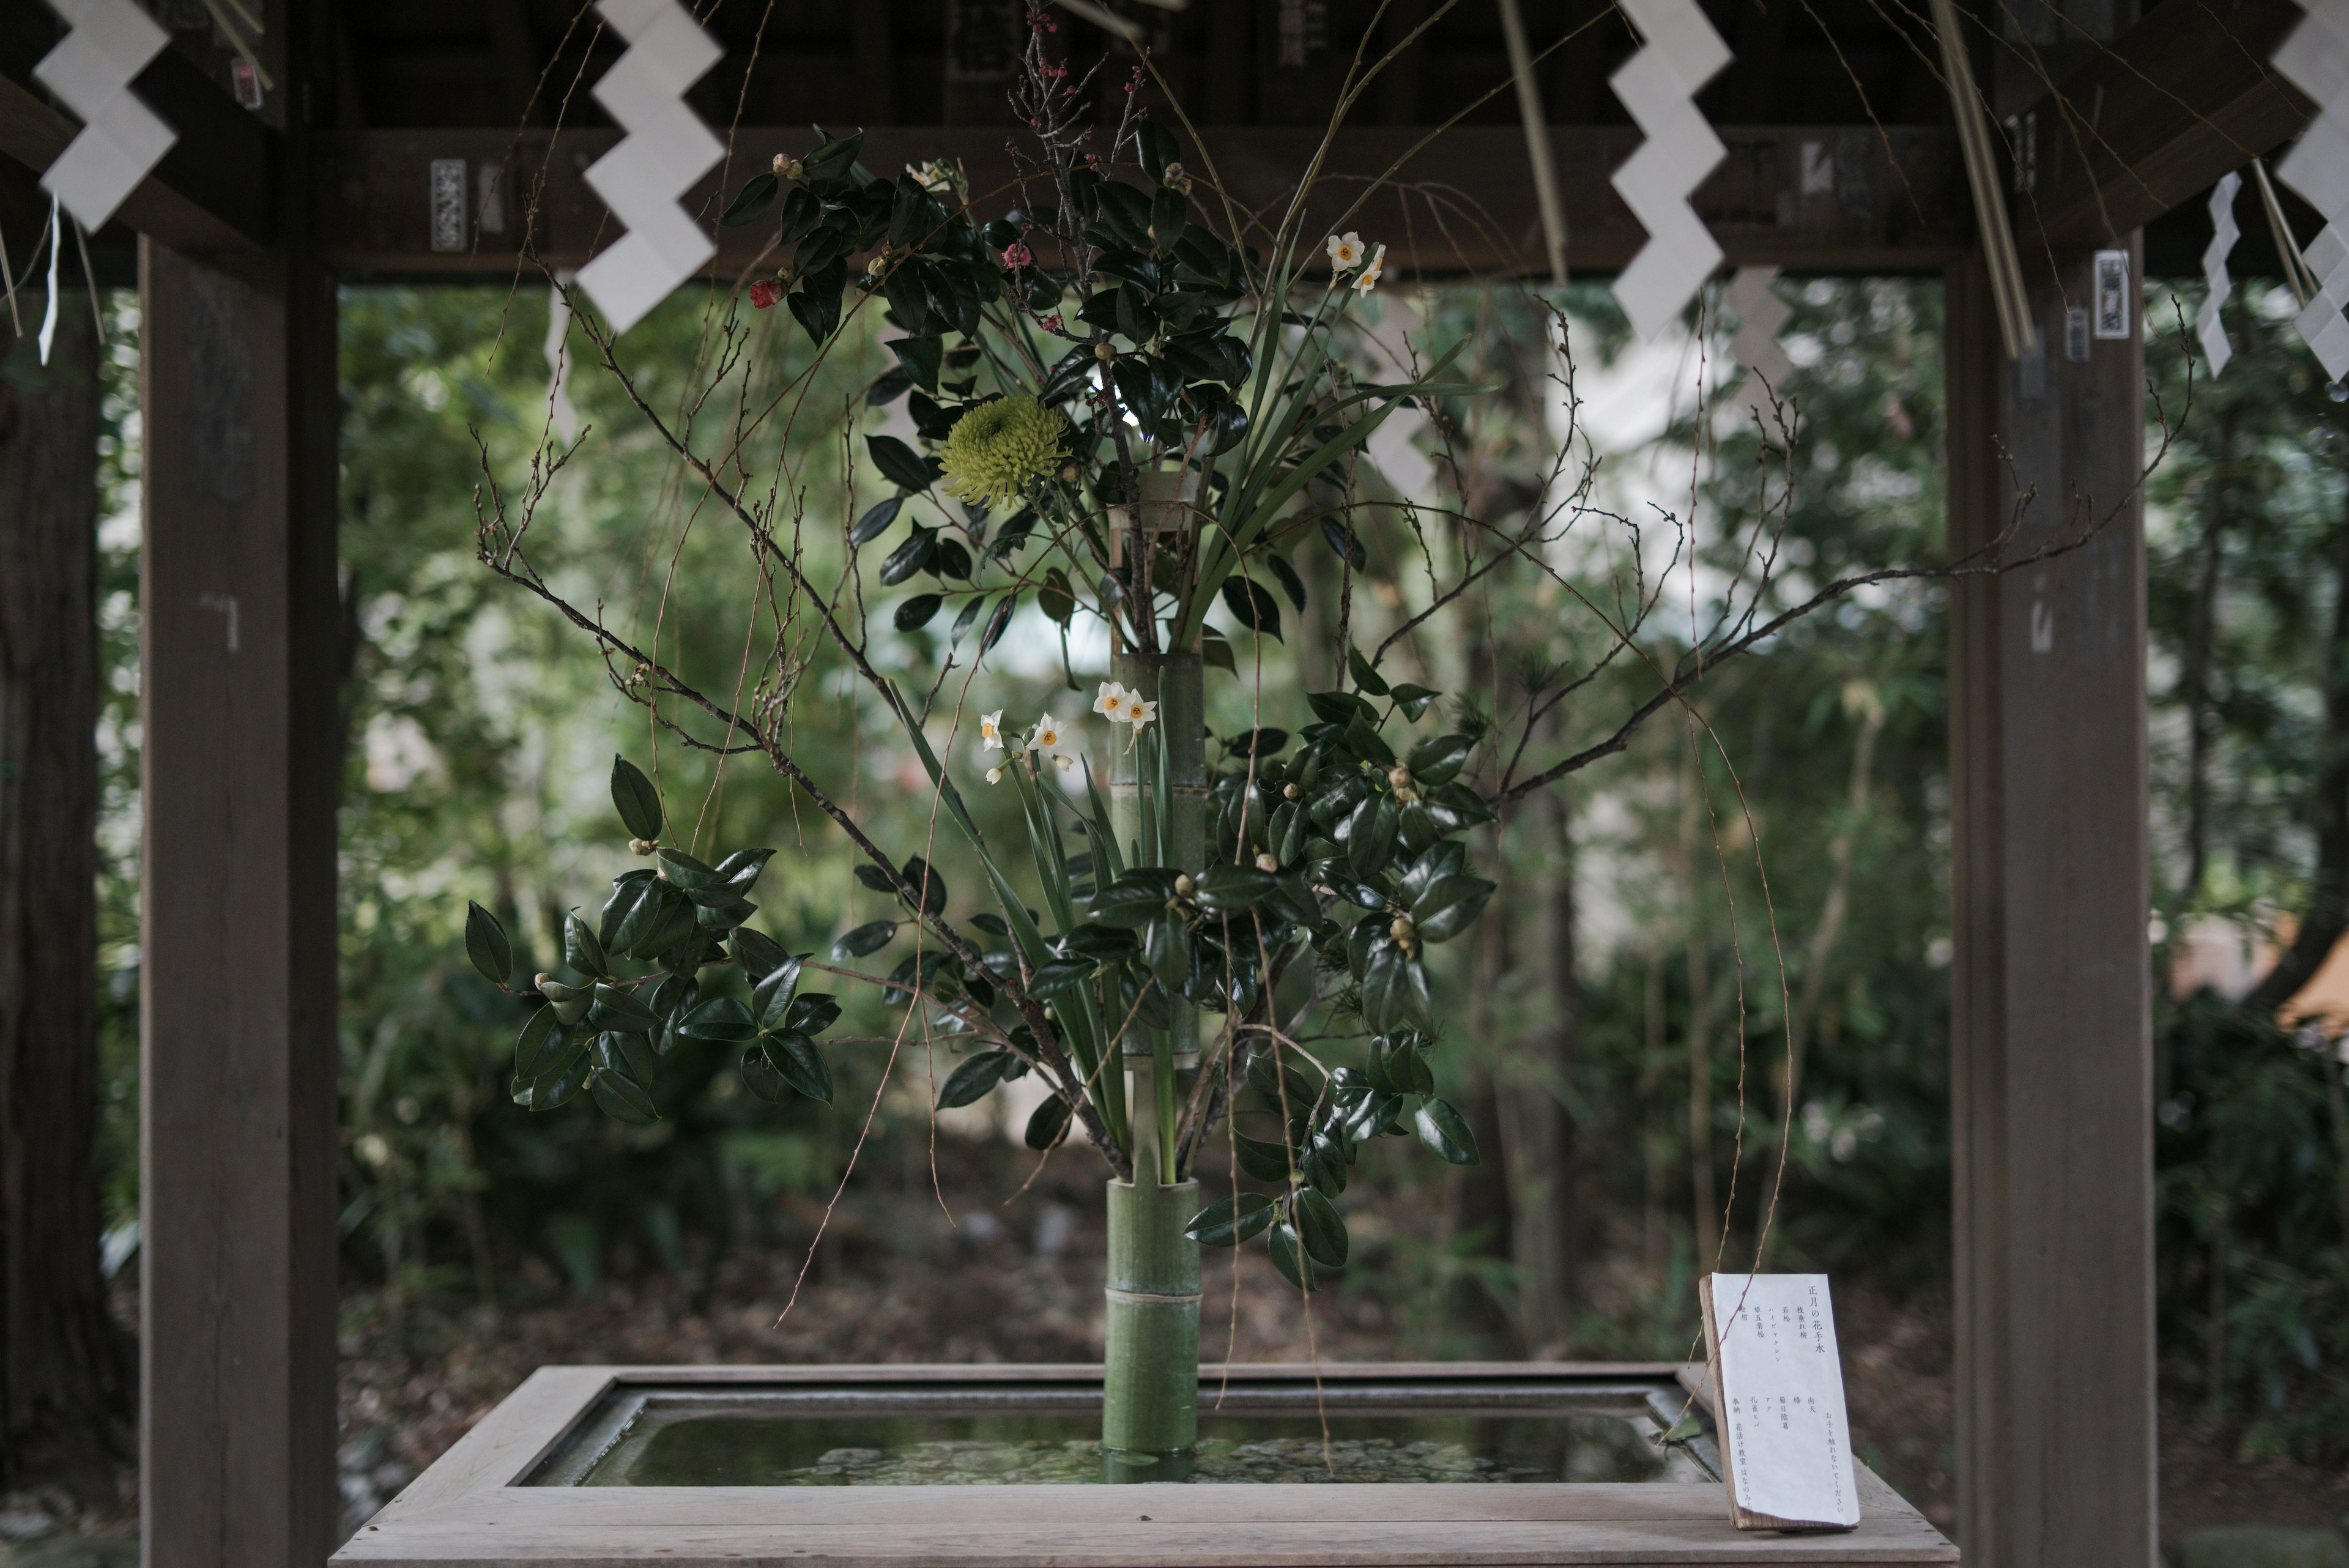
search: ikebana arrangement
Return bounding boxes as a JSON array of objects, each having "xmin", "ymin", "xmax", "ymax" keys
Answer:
[{"xmin": 452, "ymin": 3, "xmax": 2063, "ymax": 1473}]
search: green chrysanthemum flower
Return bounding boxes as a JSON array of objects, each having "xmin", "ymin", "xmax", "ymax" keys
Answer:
[{"xmin": 939, "ymin": 395, "xmax": 1066, "ymax": 508}]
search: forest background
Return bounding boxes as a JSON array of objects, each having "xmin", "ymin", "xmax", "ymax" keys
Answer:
[{"xmin": 46, "ymin": 264, "xmax": 2349, "ymax": 1542}]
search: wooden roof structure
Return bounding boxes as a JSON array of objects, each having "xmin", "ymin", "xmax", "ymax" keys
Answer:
[{"xmin": 0, "ymin": 1, "xmax": 2323, "ymax": 1566}]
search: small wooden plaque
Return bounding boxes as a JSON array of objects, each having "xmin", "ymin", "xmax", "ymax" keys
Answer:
[{"xmin": 1701, "ymin": 1274, "xmax": 1863, "ymax": 1533}]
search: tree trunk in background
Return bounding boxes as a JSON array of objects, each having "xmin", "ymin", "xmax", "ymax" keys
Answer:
[
  {"xmin": 2244, "ymin": 486, "xmax": 2349, "ymax": 1017},
  {"xmin": 0, "ymin": 297, "xmax": 129, "ymax": 1499},
  {"xmin": 1496, "ymin": 776, "xmax": 1578, "ymax": 1354},
  {"xmin": 2181, "ymin": 412, "xmax": 2232, "ymax": 903}
]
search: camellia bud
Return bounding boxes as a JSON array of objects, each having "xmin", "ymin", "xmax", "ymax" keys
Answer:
[
  {"xmin": 1255, "ymin": 853, "xmax": 1279, "ymax": 874},
  {"xmin": 1282, "ymin": 782, "xmax": 1300, "ymax": 800},
  {"xmin": 1174, "ymin": 874, "xmax": 1195, "ymax": 897},
  {"xmin": 1387, "ymin": 764, "xmax": 1419, "ymax": 803},
  {"xmin": 629, "ymin": 838, "xmax": 656, "ymax": 856},
  {"xmin": 1389, "ymin": 913, "xmax": 1420, "ymax": 954},
  {"xmin": 866, "ymin": 254, "xmax": 889, "ymax": 278},
  {"xmin": 1094, "ymin": 342, "xmax": 1116, "ymax": 360},
  {"xmin": 772, "ymin": 154, "xmax": 803, "ymax": 179}
]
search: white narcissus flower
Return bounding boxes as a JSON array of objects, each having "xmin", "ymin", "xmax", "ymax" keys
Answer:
[
  {"xmin": 1032, "ymin": 713, "xmax": 1066, "ymax": 750},
  {"xmin": 1326, "ymin": 232, "xmax": 1363, "ymax": 270},
  {"xmin": 980, "ymin": 709, "xmax": 1006, "ymax": 751},
  {"xmin": 1352, "ymin": 243, "xmax": 1387, "ymax": 294},
  {"xmin": 1127, "ymin": 697, "xmax": 1157, "ymax": 738},
  {"xmin": 1093, "ymin": 681, "xmax": 1130, "ymax": 723},
  {"xmin": 1052, "ymin": 753, "xmax": 1078, "ymax": 773}
]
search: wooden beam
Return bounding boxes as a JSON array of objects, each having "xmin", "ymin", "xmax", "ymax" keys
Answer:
[
  {"xmin": 138, "ymin": 5, "xmax": 340, "ymax": 1567},
  {"xmin": 0, "ymin": 10, "xmax": 271, "ymax": 251},
  {"xmin": 2012, "ymin": 0, "xmax": 2312, "ymax": 252},
  {"xmin": 1945, "ymin": 239, "xmax": 2156, "ymax": 1568},
  {"xmin": 317, "ymin": 121, "xmax": 1969, "ymax": 277}
]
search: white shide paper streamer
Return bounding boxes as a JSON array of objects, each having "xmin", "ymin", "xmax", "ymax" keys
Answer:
[
  {"xmin": 1608, "ymin": 0, "xmax": 1732, "ymax": 341},
  {"xmin": 2199, "ymin": 171, "xmax": 2243, "ymax": 377},
  {"xmin": 2273, "ymin": 0, "xmax": 2349, "ymax": 380},
  {"xmin": 1726, "ymin": 266, "xmax": 1793, "ymax": 389},
  {"xmin": 574, "ymin": 0, "xmax": 724, "ymax": 336},
  {"xmin": 35, "ymin": 0, "xmax": 177, "ymax": 232}
]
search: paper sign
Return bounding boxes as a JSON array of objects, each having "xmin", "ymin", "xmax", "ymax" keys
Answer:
[{"xmin": 1701, "ymin": 1273, "xmax": 1860, "ymax": 1532}]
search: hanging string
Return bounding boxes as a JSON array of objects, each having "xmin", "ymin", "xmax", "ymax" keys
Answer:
[
  {"xmin": 546, "ymin": 269, "xmax": 581, "ymax": 443},
  {"xmin": 2249, "ymin": 158, "xmax": 2318, "ymax": 309},
  {"xmin": 0, "ymin": 217, "xmax": 20, "ymax": 337},
  {"xmin": 1929, "ymin": 0, "xmax": 2036, "ymax": 359},
  {"xmin": 1496, "ymin": 0, "xmax": 1568, "ymax": 288},
  {"xmin": 71, "ymin": 215, "xmax": 106, "ymax": 351}
]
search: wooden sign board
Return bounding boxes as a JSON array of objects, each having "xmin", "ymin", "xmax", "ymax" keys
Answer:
[{"xmin": 1701, "ymin": 1274, "xmax": 1863, "ymax": 1533}]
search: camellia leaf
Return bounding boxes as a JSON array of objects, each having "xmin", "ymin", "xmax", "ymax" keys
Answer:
[
  {"xmin": 1293, "ymin": 1187, "xmax": 1349, "ymax": 1267},
  {"xmin": 1232, "ymin": 1129, "xmax": 1297, "ymax": 1183},
  {"xmin": 1348, "ymin": 647, "xmax": 1390, "ymax": 697},
  {"xmin": 1412, "ymin": 873, "xmax": 1498, "ymax": 944},
  {"xmin": 1266, "ymin": 552, "xmax": 1307, "ymax": 611},
  {"xmin": 610, "ymin": 755, "xmax": 663, "ymax": 841},
  {"xmin": 722, "ymin": 171, "xmax": 780, "ymax": 226},
  {"xmin": 1267, "ymin": 1220, "xmax": 1316, "ymax": 1292},
  {"xmin": 752, "ymin": 955, "xmax": 806, "ymax": 1031},
  {"xmin": 590, "ymin": 982, "xmax": 661, "ymax": 1033},
  {"xmin": 894, "ymin": 593, "xmax": 944, "ymax": 632},
  {"xmin": 868, "ymin": 434, "xmax": 938, "ymax": 492},
  {"xmin": 850, "ymin": 495, "xmax": 904, "ymax": 544},
  {"xmin": 677, "ymin": 996, "xmax": 757, "ymax": 1043},
  {"xmin": 833, "ymin": 920, "xmax": 899, "ymax": 959},
  {"xmin": 739, "ymin": 1042, "xmax": 790, "ymax": 1103},
  {"xmin": 1319, "ymin": 514, "xmax": 1367, "ymax": 570},
  {"xmin": 1406, "ymin": 732, "xmax": 1477, "ymax": 788},
  {"xmin": 1219, "ymin": 576, "xmax": 1283, "ymax": 641},
  {"xmin": 466, "ymin": 901, "xmax": 511, "ymax": 986},
  {"xmin": 591, "ymin": 1068, "xmax": 660, "ymax": 1124},
  {"xmin": 1024, "ymin": 1093, "xmax": 1073, "ymax": 1150},
  {"xmin": 1186, "ymin": 1192, "xmax": 1277, "ymax": 1247},
  {"xmin": 1414, "ymin": 1095, "xmax": 1482, "ymax": 1165},
  {"xmin": 937, "ymin": 1049, "xmax": 1011, "ymax": 1109},
  {"xmin": 732, "ymin": 926, "xmax": 789, "ymax": 980},
  {"xmin": 1391, "ymin": 683, "xmax": 1442, "ymax": 721},
  {"xmin": 1193, "ymin": 864, "xmax": 1278, "ymax": 911},
  {"xmin": 564, "ymin": 911, "xmax": 609, "ymax": 978},
  {"xmin": 763, "ymin": 1031, "xmax": 833, "ymax": 1104},
  {"xmin": 513, "ymin": 1052, "xmax": 591, "ymax": 1111},
  {"xmin": 785, "ymin": 992, "xmax": 842, "ymax": 1034},
  {"xmin": 515, "ymin": 1005, "xmax": 573, "ymax": 1079},
  {"xmin": 900, "ymin": 856, "xmax": 949, "ymax": 916}
]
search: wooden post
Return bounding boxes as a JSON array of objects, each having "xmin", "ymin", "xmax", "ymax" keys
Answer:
[
  {"xmin": 139, "ymin": 4, "xmax": 341, "ymax": 1563},
  {"xmin": 1945, "ymin": 239, "xmax": 2156, "ymax": 1568}
]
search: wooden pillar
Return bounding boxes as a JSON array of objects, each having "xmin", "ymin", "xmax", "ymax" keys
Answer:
[
  {"xmin": 139, "ymin": 2, "xmax": 340, "ymax": 1563},
  {"xmin": 1945, "ymin": 241, "xmax": 2156, "ymax": 1568}
]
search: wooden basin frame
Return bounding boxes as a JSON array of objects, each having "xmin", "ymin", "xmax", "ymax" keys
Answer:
[{"xmin": 332, "ymin": 1362, "xmax": 1958, "ymax": 1567}]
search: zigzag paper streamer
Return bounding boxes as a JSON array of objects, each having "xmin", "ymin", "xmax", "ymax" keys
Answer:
[
  {"xmin": 1608, "ymin": 0, "xmax": 1732, "ymax": 341},
  {"xmin": 1726, "ymin": 266, "xmax": 1792, "ymax": 388},
  {"xmin": 2273, "ymin": 0, "xmax": 2349, "ymax": 379},
  {"xmin": 35, "ymin": 0, "xmax": 176, "ymax": 232},
  {"xmin": 2199, "ymin": 171, "xmax": 2243, "ymax": 377},
  {"xmin": 574, "ymin": 0, "xmax": 724, "ymax": 336}
]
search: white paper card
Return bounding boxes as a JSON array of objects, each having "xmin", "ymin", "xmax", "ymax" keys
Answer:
[{"xmin": 1702, "ymin": 1273, "xmax": 1860, "ymax": 1531}]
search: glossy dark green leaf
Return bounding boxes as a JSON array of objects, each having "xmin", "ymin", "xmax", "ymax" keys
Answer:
[
  {"xmin": 673, "ymin": 996, "xmax": 754, "ymax": 1044},
  {"xmin": 868, "ymin": 434, "xmax": 937, "ymax": 493},
  {"xmin": 562, "ymin": 911, "xmax": 607, "ymax": 978},
  {"xmin": 1219, "ymin": 576, "xmax": 1283, "ymax": 641},
  {"xmin": 1061, "ymin": 923, "xmax": 1140, "ymax": 962},
  {"xmin": 1373, "ymin": 1032, "xmax": 1435, "ymax": 1095},
  {"xmin": 1414, "ymin": 1095, "xmax": 1482, "ymax": 1164},
  {"xmin": 785, "ymin": 992, "xmax": 841, "ymax": 1034},
  {"xmin": 763, "ymin": 1030, "xmax": 833, "ymax": 1103},
  {"xmin": 592, "ymin": 1068, "xmax": 659, "ymax": 1124},
  {"xmin": 1091, "ymin": 869, "xmax": 1179, "ymax": 927},
  {"xmin": 1348, "ymin": 647, "xmax": 1390, "ymax": 696},
  {"xmin": 787, "ymin": 277, "xmax": 843, "ymax": 342},
  {"xmin": 775, "ymin": 184, "xmax": 821, "ymax": 244},
  {"xmin": 1186, "ymin": 1192, "xmax": 1277, "ymax": 1247},
  {"xmin": 727, "ymin": 926, "xmax": 783, "ymax": 981},
  {"xmin": 466, "ymin": 901, "xmax": 512, "ymax": 986},
  {"xmin": 1233, "ymin": 1129, "xmax": 1296, "ymax": 1183},
  {"xmin": 740, "ymin": 1043, "xmax": 791, "ymax": 1102},
  {"xmin": 722, "ymin": 171, "xmax": 780, "ymax": 226},
  {"xmin": 854, "ymin": 863, "xmax": 897, "ymax": 894},
  {"xmin": 880, "ymin": 525, "xmax": 938, "ymax": 586},
  {"xmin": 1345, "ymin": 793, "xmax": 1401, "ymax": 880},
  {"xmin": 751, "ymin": 955, "xmax": 806, "ymax": 1031},
  {"xmin": 900, "ymin": 856, "xmax": 949, "ymax": 916},
  {"xmin": 1293, "ymin": 1188, "xmax": 1349, "ymax": 1267},
  {"xmin": 1391, "ymin": 683, "xmax": 1441, "ymax": 721},
  {"xmin": 1406, "ymin": 733, "xmax": 1477, "ymax": 788},
  {"xmin": 1412, "ymin": 872, "xmax": 1497, "ymax": 943},
  {"xmin": 513, "ymin": 1052, "xmax": 591, "ymax": 1111},
  {"xmin": 1307, "ymin": 690, "xmax": 1376, "ymax": 726},
  {"xmin": 834, "ymin": 920, "xmax": 899, "ymax": 959},
  {"xmin": 1360, "ymin": 934, "xmax": 1433, "ymax": 1034},
  {"xmin": 979, "ymin": 595, "xmax": 1017, "ymax": 653},
  {"xmin": 1194, "ymin": 863, "xmax": 1278, "ymax": 910},
  {"xmin": 590, "ymin": 982, "xmax": 661, "ymax": 1033},
  {"xmin": 655, "ymin": 846, "xmax": 723, "ymax": 893},
  {"xmin": 592, "ymin": 1028, "xmax": 658, "ymax": 1082},
  {"xmin": 1319, "ymin": 514, "xmax": 1367, "ymax": 570},
  {"xmin": 1267, "ymin": 1220, "xmax": 1316, "ymax": 1291},
  {"xmin": 937, "ymin": 1049, "xmax": 1011, "ymax": 1109},
  {"xmin": 950, "ymin": 595, "xmax": 986, "ymax": 640},
  {"xmin": 610, "ymin": 754, "xmax": 663, "ymax": 840},
  {"xmin": 1024, "ymin": 1093, "xmax": 1073, "ymax": 1150},
  {"xmin": 1144, "ymin": 913, "xmax": 1192, "ymax": 988},
  {"xmin": 894, "ymin": 593, "xmax": 944, "ymax": 631},
  {"xmin": 515, "ymin": 1005, "xmax": 574, "ymax": 1079},
  {"xmin": 971, "ymin": 911, "xmax": 1011, "ymax": 937},
  {"xmin": 851, "ymin": 496, "xmax": 904, "ymax": 544}
]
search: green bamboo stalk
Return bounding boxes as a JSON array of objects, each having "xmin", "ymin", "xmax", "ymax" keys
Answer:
[{"xmin": 1101, "ymin": 1176, "xmax": 1201, "ymax": 1472}]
